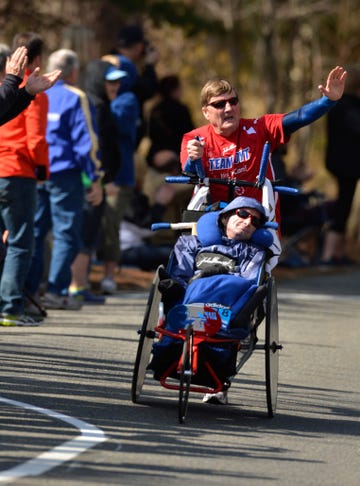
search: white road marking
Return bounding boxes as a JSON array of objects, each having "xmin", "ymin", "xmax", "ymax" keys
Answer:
[{"xmin": 0, "ymin": 396, "xmax": 108, "ymax": 483}]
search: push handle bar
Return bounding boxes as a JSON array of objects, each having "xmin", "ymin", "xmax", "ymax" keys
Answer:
[
  {"xmin": 256, "ymin": 140, "xmax": 271, "ymax": 188},
  {"xmin": 172, "ymin": 141, "xmax": 299, "ymax": 196},
  {"xmin": 165, "ymin": 176, "xmax": 299, "ymax": 196}
]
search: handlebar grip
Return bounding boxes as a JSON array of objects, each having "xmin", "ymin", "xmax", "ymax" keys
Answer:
[
  {"xmin": 165, "ymin": 176, "xmax": 191, "ymax": 183},
  {"xmin": 151, "ymin": 223, "xmax": 171, "ymax": 231},
  {"xmin": 194, "ymin": 159, "xmax": 205, "ymax": 178},
  {"xmin": 257, "ymin": 141, "xmax": 271, "ymax": 186},
  {"xmin": 273, "ymin": 186, "xmax": 300, "ymax": 195},
  {"xmin": 152, "ymin": 221, "xmax": 195, "ymax": 232}
]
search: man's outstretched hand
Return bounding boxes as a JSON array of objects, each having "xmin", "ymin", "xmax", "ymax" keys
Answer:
[
  {"xmin": 318, "ymin": 65, "xmax": 347, "ymax": 101},
  {"xmin": 25, "ymin": 67, "xmax": 62, "ymax": 96}
]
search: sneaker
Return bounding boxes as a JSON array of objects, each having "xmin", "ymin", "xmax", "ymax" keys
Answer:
[
  {"xmin": 42, "ymin": 292, "xmax": 82, "ymax": 310},
  {"xmin": 70, "ymin": 288, "xmax": 106, "ymax": 305},
  {"xmin": 202, "ymin": 390, "xmax": 228, "ymax": 405},
  {"xmin": 100, "ymin": 277, "xmax": 117, "ymax": 294},
  {"xmin": 24, "ymin": 301, "xmax": 47, "ymax": 321},
  {"xmin": 0, "ymin": 313, "xmax": 41, "ymax": 326}
]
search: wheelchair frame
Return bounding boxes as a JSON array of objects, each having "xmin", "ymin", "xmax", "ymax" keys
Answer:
[{"xmin": 132, "ymin": 263, "xmax": 281, "ymax": 423}]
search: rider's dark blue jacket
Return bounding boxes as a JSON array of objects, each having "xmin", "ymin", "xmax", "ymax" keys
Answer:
[{"xmin": 170, "ymin": 234, "xmax": 266, "ymax": 286}]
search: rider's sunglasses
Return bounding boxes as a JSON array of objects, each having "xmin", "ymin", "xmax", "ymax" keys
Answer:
[
  {"xmin": 235, "ymin": 209, "xmax": 263, "ymax": 229},
  {"xmin": 207, "ymin": 96, "xmax": 239, "ymax": 110}
]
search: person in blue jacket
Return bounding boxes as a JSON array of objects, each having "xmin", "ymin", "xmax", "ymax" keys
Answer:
[
  {"xmin": 157, "ymin": 196, "xmax": 269, "ymax": 404},
  {"xmin": 68, "ymin": 59, "xmax": 128, "ymax": 304},
  {"xmin": 95, "ymin": 55, "xmax": 140, "ymax": 294},
  {"xmin": 25, "ymin": 49, "xmax": 103, "ymax": 311},
  {"xmin": 172, "ymin": 197, "xmax": 267, "ymax": 285},
  {"xmin": 160, "ymin": 196, "xmax": 267, "ymax": 297},
  {"xmin": 158, "ymin": 196, "xmax": 269, "ymax": 334}
]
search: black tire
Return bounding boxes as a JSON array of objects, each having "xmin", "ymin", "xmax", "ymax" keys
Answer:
[
  {"xmin": 265, "ymin": 276, "xmax": 280, "ymax": 417},
  {"xmin": 178, "ymin": 325, "xmax": 193, "ymax": 424},
  {"xmin": 131, "ymin": 267, "xmax": 162, "ymax": 403}
]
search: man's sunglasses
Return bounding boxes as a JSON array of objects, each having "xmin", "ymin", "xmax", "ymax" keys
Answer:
[
  {"xmin": 235, "ymin": 209, "xmax": 263, "ymax": 229},
  {"xmin": 207, "ymin": 96, "xmax": 239, "ymax": 110}
]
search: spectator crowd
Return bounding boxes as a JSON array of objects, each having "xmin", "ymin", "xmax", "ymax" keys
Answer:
[
  {"xmin": 0, "ymin": 25, "xmax": 195, "ymax": 326},
  {"xmin": 0, "ymin": 25, "xmax": 357, "ymax": 328}
]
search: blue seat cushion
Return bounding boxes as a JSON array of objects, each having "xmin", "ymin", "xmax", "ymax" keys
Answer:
[{"xmin": 196, "ymin": 211, "xmax": 222, "ymax": 246}]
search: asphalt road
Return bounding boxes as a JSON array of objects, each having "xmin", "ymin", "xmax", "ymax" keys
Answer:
[{"xmin": 0, "ymin": 268, "xmax": 359, "ymax": 486}]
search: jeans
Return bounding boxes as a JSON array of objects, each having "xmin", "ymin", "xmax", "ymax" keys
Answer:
[
  {"xmin": 0, "ymin": 177, "xmax": 36, "ymax": 314},
  {"xmin": 26, "ymin": 170, "xmax": 84, "ymax": 296}
]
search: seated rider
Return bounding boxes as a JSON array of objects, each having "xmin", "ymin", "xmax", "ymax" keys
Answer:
[
  {"xmin": 156, "ymin": 196, "xmax": 270, "ymax": 406},
  {"xmin": 159, "ymin": 195, "xmax": 269, "ymax": 313}
]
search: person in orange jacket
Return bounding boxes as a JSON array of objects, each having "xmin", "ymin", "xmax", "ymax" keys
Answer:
[{"xmin": 0, "ymin": 33, "xmax": 61, "ymax": 327}]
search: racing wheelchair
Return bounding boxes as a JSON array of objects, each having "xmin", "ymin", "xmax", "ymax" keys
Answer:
[{"xmin": 131, "ymin": 142, "xmax": 298, "ymax": 423}]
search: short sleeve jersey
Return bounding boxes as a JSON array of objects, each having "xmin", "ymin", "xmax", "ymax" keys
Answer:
[{"xmin": 180, "ymin": 114, "xmax": 289, "ymax": 204}]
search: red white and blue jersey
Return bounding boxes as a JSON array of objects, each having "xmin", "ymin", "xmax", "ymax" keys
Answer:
[{"xmin": 180, "ymin": 114, "xmax": 289, "ymax": 204}]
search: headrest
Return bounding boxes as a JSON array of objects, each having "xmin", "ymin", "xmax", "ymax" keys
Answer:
[
  {"xmin": 196, "ymin": 210, "xmax": 273, "ymax": 249},
  {"xmin": 196, "ymin": 211, "xmax": 222, "ymax": 246},
  {"xmin": 250, "ymin": 227, "xmax": 274, "ymax": 248}
]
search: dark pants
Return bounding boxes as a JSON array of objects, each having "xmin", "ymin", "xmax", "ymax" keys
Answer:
[{"xmin": 330, "ymin": 176, "xmax": 359, "ymax": 233}]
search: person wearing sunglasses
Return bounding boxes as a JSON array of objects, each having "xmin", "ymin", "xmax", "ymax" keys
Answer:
[
  {"xmin": 180, "ymin": 66, "xmax": 347, "ymax": 211},
  {"xmin": 166, "ymin": 195, "xmax": 267, "ymax": 288},
  {"xmin": 158, "ymin": 195, "xmax": 268, "ymax": 314},
  {"xmin": 157, "ymin": 196, "xmax": 268, "ymax": 404}
]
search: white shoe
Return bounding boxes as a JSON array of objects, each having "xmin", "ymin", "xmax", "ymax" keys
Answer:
[
  {"xmin": 202, "ymin": 390, "xmax": 228, "ymax": 405},
  {"xmin": 43, "ymin": 293, "xmax": 82, "ymax": 310},
  {"xmin": 100, "ymin": 277, "xmax": 117, "ymax": 294}
]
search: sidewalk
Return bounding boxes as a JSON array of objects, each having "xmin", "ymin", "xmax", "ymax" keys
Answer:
[
  {"xmin": 89, "ymin": 264, "xmax": 155, "ymax": 291},
  {"xmin": 89, "ymin": 259, "xmax": 360, "ymax": 292}
]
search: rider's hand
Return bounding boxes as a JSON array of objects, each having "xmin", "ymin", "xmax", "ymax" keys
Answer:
[{"xmin": 187, "ymin": 138, "xmax": 205, "ymax": 161}]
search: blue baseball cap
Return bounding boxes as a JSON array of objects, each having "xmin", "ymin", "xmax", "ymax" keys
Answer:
[{"xmin": 104, "ymin": 65, "xmax": 128, "ymax": 81}]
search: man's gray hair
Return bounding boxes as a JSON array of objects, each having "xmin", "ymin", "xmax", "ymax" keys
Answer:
[{"xmin": 47, "ymin": 49, "xmax": 79, "ymax": 79}]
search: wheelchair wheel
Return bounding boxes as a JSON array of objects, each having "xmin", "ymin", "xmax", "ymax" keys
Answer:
[
  {"xmin": 178, "ymin": 325, "xmax": 193, "ymax": 424},
  {"xmin": 265, "ymin": 276, "xmax": 280, "ymax": 417},
  {"xmin": 131, "ymin": 266, "xmax": 162, "ymax": 403}
]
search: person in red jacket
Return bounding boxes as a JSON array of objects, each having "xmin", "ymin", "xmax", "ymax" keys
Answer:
[
  {"xmin": 0, "ymin": 33, "xmax": 61, "ymax": 327},
  {"xmin": 180, "ymin": 67, "xmax": 347, "ymax": 219}
]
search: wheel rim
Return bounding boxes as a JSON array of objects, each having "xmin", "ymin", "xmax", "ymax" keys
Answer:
[
  {"xmin": 178, "ymin": 326, "xmax": 192, "ymax": 424},
  {"xmin": 265, "ymin": 277, "xmax": 279, "ymax": 417},
  {"xmin": 131, "ymin": 269, "xmax": 161, "ymax": 403}
]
